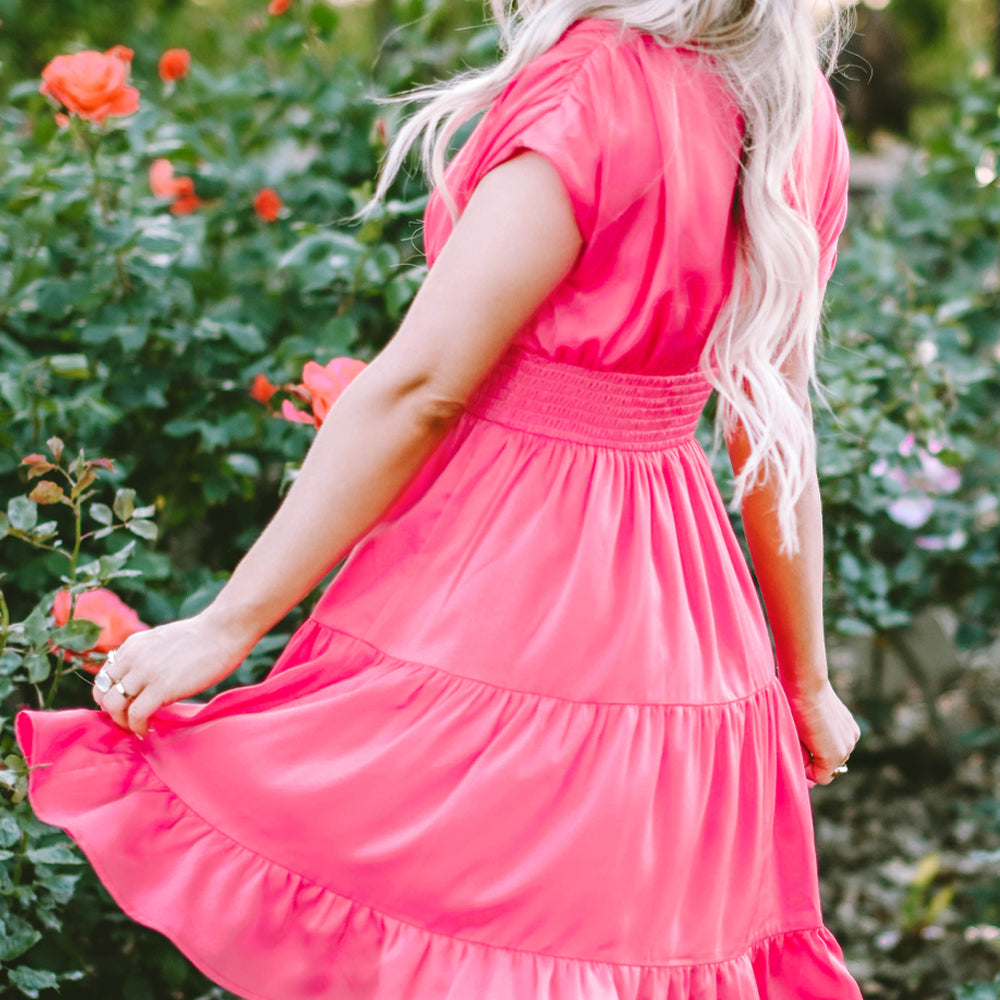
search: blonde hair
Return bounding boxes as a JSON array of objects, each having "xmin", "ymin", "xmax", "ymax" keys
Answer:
[{"xmin": 371, "ymin": 0, "xmax": 851, "ymax": 555}]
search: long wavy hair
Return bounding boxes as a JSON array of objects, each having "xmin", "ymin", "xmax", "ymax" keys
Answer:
[{"xmin": 369, "ymin": 0, "xmax": 851, "ymax": 555}]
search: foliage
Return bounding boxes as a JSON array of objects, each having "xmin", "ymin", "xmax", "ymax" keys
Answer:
[
  {"xmin": 0, "ymin": 439, "xmax": 165, "ymax": 997},
  {"xmin": 816, "ymin": 70, "xmax": 1000, "ymax": 650},
  {"xmin": 0, "ymin": 2, "xmax": 434, "ymax": 627}
]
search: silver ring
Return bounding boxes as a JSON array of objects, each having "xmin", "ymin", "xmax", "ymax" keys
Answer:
[
  {"xmin": 94, "ymin": 667, "xmax": 114, "ymax": 694},
  {"xmin": 831, "ymin": 764, "xmax": 849, "ymax": 776}
]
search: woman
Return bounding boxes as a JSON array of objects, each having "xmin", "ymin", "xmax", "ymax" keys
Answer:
[{"xmin": 16, "ymin": 0, "xmax": 863, "ymax": 996}]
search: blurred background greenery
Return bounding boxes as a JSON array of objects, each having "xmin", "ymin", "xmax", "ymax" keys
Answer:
[{"xmin": 0, "ymin": 0, "xmax": 997, "ymax": 998}]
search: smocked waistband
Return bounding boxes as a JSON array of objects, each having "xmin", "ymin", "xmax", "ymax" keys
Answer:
[{"xmin": 465, "ymin": 346, "xmax": 713, "ymax": 450}]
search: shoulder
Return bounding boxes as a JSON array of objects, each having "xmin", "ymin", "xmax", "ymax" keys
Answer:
[{"xmin": 494, "ymin": 18, "xmax": 623, "ymax": 115}]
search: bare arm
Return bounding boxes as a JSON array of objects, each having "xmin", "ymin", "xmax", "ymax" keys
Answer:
[
  {"xmin": 97, "ymin": 152, "xmax": 583, "ymax": 736},
  {"xmin": 725, "ymin": 370, "xmax": 861, "ymax": 785}
]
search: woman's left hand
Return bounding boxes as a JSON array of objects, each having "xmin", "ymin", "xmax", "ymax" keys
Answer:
[{"xmin": 91, "ymin": 611, "xmax": 255, "ymax": 738}]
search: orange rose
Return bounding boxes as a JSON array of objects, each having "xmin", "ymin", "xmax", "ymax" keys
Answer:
[
  {"xmin": 149, "ymin": 158, "xmax": 202, "ymax": 214},
  {"xmin": 170, "ymin": 187, "xmax": 202, "ymax": 215},
  {"xmin": 250, "ymin": 373, "xmax": 279, "ymax": 405},
  {"xmin": 253, "ymin": 187, "xmax": 283, "ymax": 222},
  {"xmin": 52, "ymin": 588, "xmax": 149, "ymax": 672},
  {"xmin": 281, "ymin": 357, "xmax": 367, "ymax": 428},
  {"xmin": 268, "ymin": 0, "xmax": 292, "ymax": 13},
  {"xmin": 39, "ymin": 48, "xmax": 139, "ymax": 124},
  {"xmin": 158, "ymin": 48, "xmax": 191, "ymax": 82},
  {"xmin": 105, "ymin": 45, "xmax": 135, "ymax": 65}
]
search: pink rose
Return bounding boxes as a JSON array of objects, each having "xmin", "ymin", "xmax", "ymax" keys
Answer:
[
  {"xmin": 281, "ymin": 357, "xmax": 367, "ymax": 428},
  {"xmin": 52, "ymin": 588, "xmax": 149, "ymax": 672}
]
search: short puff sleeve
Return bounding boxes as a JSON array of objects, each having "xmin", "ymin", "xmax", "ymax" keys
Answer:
[{"xmin": 424, "ymin": 29, "xmax": 611, "ymax": 263}]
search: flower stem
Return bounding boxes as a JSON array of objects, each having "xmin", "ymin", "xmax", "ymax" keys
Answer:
[
  {"xmin": 82, "ymin": 128, "xmax": 111, "ymax": 225},
  {"xmin": 0, "ymin": 588, "xmax": 9, "ymax": 658}
]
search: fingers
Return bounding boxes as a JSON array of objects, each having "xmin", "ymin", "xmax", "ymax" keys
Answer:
[{"xmin": 91, "ymin": 643, "xmax": 155, "ymax": 739}]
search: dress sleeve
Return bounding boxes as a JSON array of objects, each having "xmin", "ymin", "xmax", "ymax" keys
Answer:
[
  {"xmin": 445, "ymin": 39, "xmax": 608, "ymax": 245},
  {"xmin": 812, "ymin": 75, "xmax": 851, "ymax": 288}
]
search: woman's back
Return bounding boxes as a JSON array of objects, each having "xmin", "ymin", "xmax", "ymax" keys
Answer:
[{"xmin": 424, "ymin": 17, "xmax": 850, "ymax": 376}]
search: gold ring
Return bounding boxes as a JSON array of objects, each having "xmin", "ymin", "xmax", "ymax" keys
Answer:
[{"xmin": 113, "ymin": 679, "xmax": 132, "ymax": 699}]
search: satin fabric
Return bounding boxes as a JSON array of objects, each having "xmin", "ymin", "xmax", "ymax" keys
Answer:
[{"xmin": 16, "ymin": 17, "xmax": 860, "ymax": 999}]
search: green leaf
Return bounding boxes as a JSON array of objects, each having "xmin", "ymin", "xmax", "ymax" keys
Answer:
[
  {"xmin": 0, "ymin": 813, "xmax": 21, "ymax": 848},
  {"xmin": 97, "ymin": 540, "xmax": 136, "ymax": 576},
  {"xmin": 0, "ymin": 650, "xmax": 24, "ymax": 676},
  {"xmin": 39, "ymin": 871, "xmax": 82, "ymax": 905},
  {"xmin": 0, "ymin": 923, "xmax": 42, "ymax": 962},
  {"xmin": 113, "ymin": 488, "xmax": 136, "ymax": 522},
  {"xmin": 7, "ymin": 497, "xmax": 38, "ymax": 533},
  {"xmin": 52, "ymin": 618, "xmax": 101, "ymax": 653},
  {"xmin": 221, "ymin": 322, "xmax": 265, "ymax": 353},
  {"xmin": 225, "ymin": 453, "xmax": 261, "ymax": 477},
  {"xmin": 90, "ymin": 503, "xmax": 114, "ymax": 526},
  {"xmin": 23, "ymin": 651, "xmax": 51, "ymax": 683},
  {"xmin": 8, "ymin": 965, "xmax": 60, "ymax": 996},
  {"xmin": 126, "ymin": 519, "xmax": 158, "ymax": 541},
  {"xmin": 26, "ymin": 844, "xmax": 86, "ymax": 865},
  {"xmin": 47, "ymin": 353, "xmax": 90, "ymax": 379},
  {"xmin": 22, "ymin": 605, "xmax": 50, "ymax": 647}
]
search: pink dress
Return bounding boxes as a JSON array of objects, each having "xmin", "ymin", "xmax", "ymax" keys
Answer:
[{"xmin": 16, "ymin": 17, "xmax": 862, "ymax": 999}]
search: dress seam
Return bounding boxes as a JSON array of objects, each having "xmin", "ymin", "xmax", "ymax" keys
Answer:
[
  {"xmin": 301, "ymin": 619, "xmax": 779, "ymax": 710},
  {"xmin": 76, "ymin": 746, "xmax": 830, "ymax": 974}
]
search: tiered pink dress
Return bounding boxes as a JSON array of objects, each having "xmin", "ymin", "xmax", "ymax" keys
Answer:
[{"xmin": 15, "ymin": 17, "xmax": 862, "ymax": 1000}]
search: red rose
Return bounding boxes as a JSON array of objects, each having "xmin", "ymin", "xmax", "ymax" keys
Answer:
[
  {"xmin": 158, "ymin": 48, "xmax": 191, "ymax": 82},
  {"xmin": 52, "ymin": 588, "xmax": 149, "ymax": 673},
  {"xmin": 281, "ymin": 357, "xmax": 367, "ymax": 428},
  {"xmin": 268, "ymin": 0, "xmax": 292, "ymax": 14},
  {"xmin": 170, "ymin": 187, "xmax": 202, "ymax": 215},
  {"xmin": 253, "ymin": 187, "xmax": 283, "ymax": 222},
  {"xmin": 250, "ymin": 373, "xmax": 279, "ymax": 405},
  {"xmin": 39, "ymin": 49, "xmax": 139, "ymax": 124}
]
